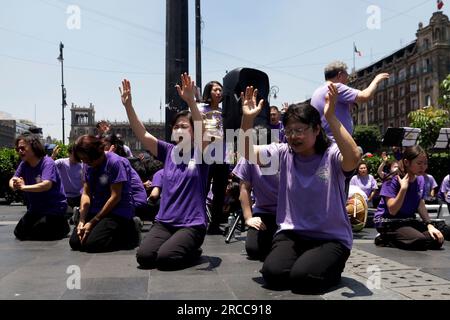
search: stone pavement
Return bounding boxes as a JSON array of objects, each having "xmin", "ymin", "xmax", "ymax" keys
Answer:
[{"xmin": 1, "ymin": 202, "xmax": 450, "ymax": 300}]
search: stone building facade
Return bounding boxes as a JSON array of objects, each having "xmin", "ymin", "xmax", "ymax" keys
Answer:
[
  {"xmin": 69, "ymin": 103, "xmax": 165, "ymax": 155},
  {"xmin": 349, "ymin": 11, "xmax": 450, "ymax": 135}
]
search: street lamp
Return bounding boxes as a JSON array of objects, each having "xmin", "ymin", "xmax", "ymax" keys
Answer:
[
  {"xmin": 269, "ymin": 85, "xmax": 279, "ymax": 104},
  {"xmin": 57, "ymin": 42, "xmax": 67, "ymax": 144}
]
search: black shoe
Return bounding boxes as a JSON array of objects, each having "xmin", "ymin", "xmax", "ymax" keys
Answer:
[{"xmin": 374, "ymin": 233, "xmax": 385, "ymax": 246}]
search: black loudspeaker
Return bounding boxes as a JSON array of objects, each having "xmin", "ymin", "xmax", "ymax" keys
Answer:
[{"xmin": 222, "ymin": 68, "xmax": 270, "ymax": 131}]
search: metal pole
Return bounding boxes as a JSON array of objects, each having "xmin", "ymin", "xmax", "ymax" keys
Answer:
[
  {"xmin": 195, "ymin": 0, "xmax": 202, "ymax": 90},
  {"xmin": 58, "ymin": 42, "xmax": 66, "ymax": 144}
]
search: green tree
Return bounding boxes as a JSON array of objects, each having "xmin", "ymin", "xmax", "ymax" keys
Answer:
[
  {"xmin": 408, "ymin": 106, "xmax": 449, "ymax": 150},
  {"xmin": 439, "ymin": 74, "xmax": 450, "ymax": 110},
  {"xmin": 353, "ymin": 125, "xmax": 382, "ymax": 154}
]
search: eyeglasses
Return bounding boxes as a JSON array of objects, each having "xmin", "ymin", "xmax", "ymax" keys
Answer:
[
  {"xmin": 15, "ymin": 146, "xmax": 26, "ymax": 152},
  {"xmin": 285, "ymin": 126, "xmax": 311, "ymax": 137}
]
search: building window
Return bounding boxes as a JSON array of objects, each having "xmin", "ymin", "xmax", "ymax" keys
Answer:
[
  {"xmin": 425, "ymin": 77, "xmax": 432, "ymax": 89},
  {"xmin": 409, "ymin": 64, "xmax": 416, "ymax": 76},
  {"xmin": 423, "ymin": 58, "xmax": 431, "ymax": 73},
  {"xmin": 369, "ymin": 111, "xmax": 374, "ymax": 123},
  {"xmin": 398, "ymin": 69, "xmax": 406, "ymax": 81},
  {"xmin": 411, "ymin": 98, "xmax": 418, "ymax": 110},
  {"xmin": 378, "ymin": 93, "xmax": 384, "ymax": 103},
  {"xmin": 389, "ymin": 90, "xmax": 394, "ymax": 101},
  {"xmin": 378, "ymin": 107, "xmax": 384, "ymax": 120},
  {"xmin": 389, "ymin": 105, "xmax": 394, "ymax": 117},
  {"xmin": 399, "ymin": 86, "xmax": 405, "ymax": 97},
  {"xmin": 400, "ymin": 103, "xmax": 406, "ymax": 115},
  {"xmin": 425, "ymin": 95, "xmax": 431, "ymax": 106},
  {"xmin": 410, "ymin": 82, "xmax": 417, "ymax": 93}
]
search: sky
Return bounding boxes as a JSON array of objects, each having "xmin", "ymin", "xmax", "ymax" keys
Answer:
[{"xmin": 0, "ymin": 0, "xmax": 447, "ymax": 143}]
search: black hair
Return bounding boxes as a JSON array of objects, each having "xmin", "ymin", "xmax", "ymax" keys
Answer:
[
  {"xmin": 15, "ymin": 133, "xmax": 46, "ymax": 158},
  {"xmin": 170, "ymin": 110, "xmax": 194, "ymax": 129},
  {"xmin": 73, "ymin": 135, "xmax": 105, "ymax": 162},
  {"xmin": 103, "ymin": 134, "xmax": 127, "ymax": 158},
  {"xmin": 202, "ymin": 81, "xmax": 223, "ymax": 104},
  {"xmin": 283, "ymin": 103, "xmax": 330, "ymax": 154},
  {"xmin": 401, "ymin": 145, "xmax": 427, "ymax": 174}
]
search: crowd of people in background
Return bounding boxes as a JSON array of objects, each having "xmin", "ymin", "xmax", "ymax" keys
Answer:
[{"xmin": 7, "ymin": 60, "xmax": 450, "ymax": 294}]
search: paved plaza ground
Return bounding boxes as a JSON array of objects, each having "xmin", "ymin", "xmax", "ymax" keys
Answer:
[{"xmin": 1, "ymin": 202, "xmax": 450, "ymax": 301}]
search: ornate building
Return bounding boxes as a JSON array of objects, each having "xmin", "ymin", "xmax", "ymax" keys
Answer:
[
  {"xmin": 69, "ymin": 103, "xmax": 165, "ymax": 155},
  {"xmin": 349, "ymin": 11, "xmax": 450, "ymax": 134}
]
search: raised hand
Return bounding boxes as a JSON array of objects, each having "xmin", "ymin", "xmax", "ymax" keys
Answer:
[
  {"xmin": 12, "ymin": 177, "xmax": 25, "ymax": 191},
  {"xmin": 324, "ymin": 83, "xmax": 339, "ymax": 119},
  {"xmin": 241, "ymin": 86, "xmax": 264, "ymax": 119},
  {"xmin": 176, "ymin": 73, "xmax": 196, "ymax": 105},
  {"xmin": 119, "ymin": 79, "xmax": 132, "ymax": 108},
  {"xmin": 398, "ymin": 173, "xmax": 410, "ymax": 191},
  {"xmin": 374, "ymin": 73, "xmax": 390, "ymax": 84},
  {"xmin": 51, "ymin": 145, "xmax": 60, "ymax": 160},
  {"xmin": 381, "ymin": 151, "xmax": 388, "ymax": 162}
]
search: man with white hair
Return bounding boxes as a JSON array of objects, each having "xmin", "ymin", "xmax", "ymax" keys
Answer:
[{"xmin": 311, "ymin": 61, "xmax": 389, "ymax": 140}]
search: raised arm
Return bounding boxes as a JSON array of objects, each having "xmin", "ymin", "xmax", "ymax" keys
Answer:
[
  {"xmin": 239, "ymin": 86, "xmax": 265, "ymax": 165},
  {"xmin": 356, "ymin": 73, "xmax": 390, "ymax": 104},
  {"xmin": 120, "ymin": 79, "xmax": 158, "ymax": 157},
  {"xmin": 324, "ymin": 83, "xmax": 360, "ymax": 172},
  {"xmin": 175, "ymin": 73, "xmax": 208, "ymax": 151}
]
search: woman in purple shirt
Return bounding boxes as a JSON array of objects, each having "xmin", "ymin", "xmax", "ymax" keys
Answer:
[
  {"xmin": 120, "ymin": 74, "xmax": 209, "ymax": 270},
  {"xmin": 350, "ymin": 162, "xmax": 378, "ymax": 203},
  {"xmin": 69, "ymin": 135, "xmax": 139, "ymax": 253},
  {"xmin": 240, "ymin": 84, "xmax": 360, "ymax": 293},
  {"xmin": 374, "ymin": 146, "xmax": 447, "ymax": 250},
  {"xmin": 9, "ymin": 133, "xmax": 69, "ymax": 240}
]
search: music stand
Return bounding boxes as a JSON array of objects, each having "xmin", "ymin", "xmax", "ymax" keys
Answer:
[
  {"xmin": 382, "ymin": 127, "xmax": 421, "ymax": 147},
  {"xmin": 433, "ymin": 128, "xmax": 450, "ymax": 150}
]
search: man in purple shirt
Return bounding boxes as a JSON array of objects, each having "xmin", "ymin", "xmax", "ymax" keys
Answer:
[
  {"xmin": 311, "ymin": 61, "xmax": 389, "ymax": 140},
  {"xmin": 269, "ymin": 106, "xmax": 286, "ymax": 143},
  {"xmin": 439, "ymin": 174, "xmax": 450, "ymax": 204},
  {"xmin": 10, "ymin": 134, "xmax": 69, "ymax": 241}
]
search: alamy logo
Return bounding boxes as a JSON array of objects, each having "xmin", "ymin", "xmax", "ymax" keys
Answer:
[
  {"xmin": 66, "ymin": 5, "xmax": 81, "ymax": 30},
  {"xmin": 66, "ymin": 265, "xmax": 81, "ymax": 290},
  {"xmin": 366, "ymin": 265, "xmax": 381, "ymax": 290},
  {"xmin": 367, "ymin": 5, "xmax": 381, "ymax": 30}
]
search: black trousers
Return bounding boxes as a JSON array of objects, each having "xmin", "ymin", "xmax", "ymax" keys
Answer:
[
  {"xmin": 69, "ymin": 214, "xmax": 139, "ymax": 253},
  {"xmin": 376, "ymin": 219, "xmax": 443, "ymax": 250},
  {"xmin": 136, "ymin": 221, "xmax": 206, "ymax": 270},
  {"xmin": 207, "ymin": 163, "xmax": 230, "ymax": 225},
  {"xmin": 261, "ymin": 231, "xmax": 350, "ymax": 293},
  {"xmin": 14, "ymin": 212, "xmax": 70, "ymax": 241},
  {"xmin": 245, "ymin": 214, "xmax": 277, "ymax": 261}
]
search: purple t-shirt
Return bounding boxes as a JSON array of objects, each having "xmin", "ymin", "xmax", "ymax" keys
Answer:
[
  {"xmin": 232, "ymin": 157, "xmax": 279, "ymax": 215},
  {"xmin": 269, "ymin": 122, "xmax": 286, "ymax": 143},
  {"xmin": 14, "ymin": 156, "xmax": 67, "ymax": 215},
  {"xmin": 423, "ymin": 174, "xmax": 438, "ymax": 201},
  {"xmin": 129, "ymin": 165, "xmax": 148, "ymax": 208},
  {"xmin": 55, "ymin": 158, "xmax": 83, "ymax": 198},
  {"xmin": 374, "ymin": 175, "xmax": 425, "ymax": 223},
  {"xmin": 439, "ymin": 175, "xmax": 450, "ymax": 203},
  {"xmin": 260, "ymin": 143, "xmax": 353, "ymax": 250},
  {"xmin": 152, "ymin": 169, "xmax": 164, "ymax": 188},
  {"xmin": 155, "ymin": 140, "xmax": 209, "ymax": 228},
  {"xmin": 349, "ymin": 174, "xmax": 378, "ymax": 198},
  {"xmin": 84, "ymin": 152, "xmax": 134, "ymax": 219},
  {"xmin": 310, "ymin": 83, "xmax": 359, "ymax": 138}
]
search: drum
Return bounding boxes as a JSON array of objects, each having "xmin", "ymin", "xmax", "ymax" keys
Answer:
[{"xmin": 346, "ymin": 193, "xmax": 368, "ymax": 232}]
